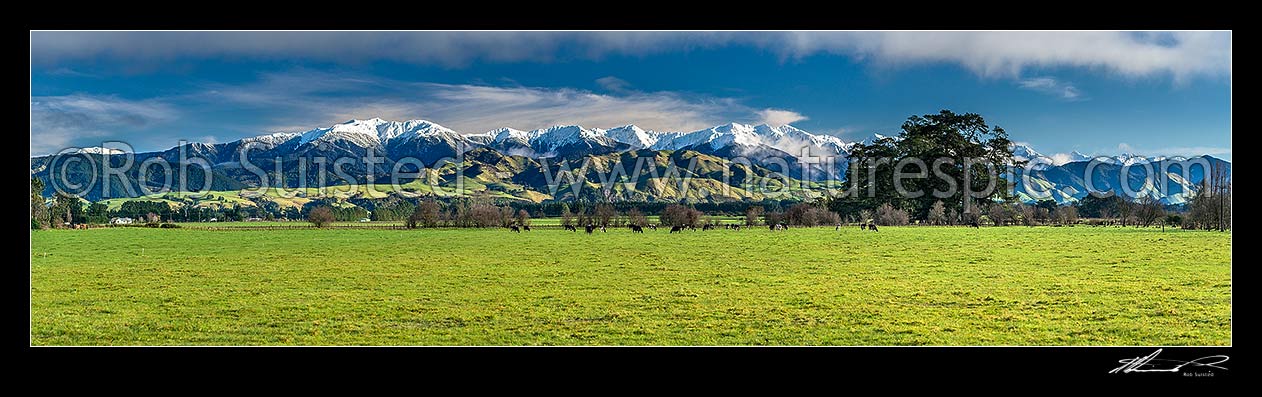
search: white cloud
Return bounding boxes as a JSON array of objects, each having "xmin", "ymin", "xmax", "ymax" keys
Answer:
[
  {"xmin": 29, "ymin": 95, "xmax": 177, "ymax": 155},
  {"xmin": 771, "ymin": 31, "xmax": 1231, "ymax": 81},
  {"xmin": 199, "ymin": 70, "xmax": 761, "ymax": 135},
  {"xmin": 1047, "ymin": 153, "xmax": 1078, "ymax": 166},
  {"xmin": 756, "ymin": 109, "xmax": 809, "ymax": 126},
  {"xmin": 1018, "ymin": 77, "xmax": 1084, "ymax": 101},
  {"xmin": 595, "ymin": 76, "xmax": 632, "ymax": 93},
  {"xmin": 410, "ymin": 83, "xmax": 730, "ymax": 133},
  {"xmin": 31, "ymin": 31, "xmax": 1231, "ymax": 81}
]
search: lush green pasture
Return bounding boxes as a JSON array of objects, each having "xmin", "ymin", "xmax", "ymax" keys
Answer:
[{"xmin": 30, "ymin": 226, "xmax": 1230, "ymax": 345}]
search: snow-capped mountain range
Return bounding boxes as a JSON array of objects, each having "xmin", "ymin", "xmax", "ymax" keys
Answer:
[
  {"xmin": 274, "ymin": 118, "xmax": 854, "ymax": 160},
  {"xmin": 215, "ymin": 118, "xmax": 1196, "ymax": 168},
  {"xmin": 1010, "ymin": 142, "xmax": 1178, "ymax": 168},
  {"xmin": 54, "ymin": 118, "xmax": 1197, "ymax": 168},
  {"xmin": 32, "ymin": 118, "xmax": 1229, "ymax": 205}
]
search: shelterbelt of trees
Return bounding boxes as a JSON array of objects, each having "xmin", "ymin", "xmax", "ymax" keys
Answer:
[{"xmin": 30, "ymin": 111, "xmax": 1230, "ymax": 231}]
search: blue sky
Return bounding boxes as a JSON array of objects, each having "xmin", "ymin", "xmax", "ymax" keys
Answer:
[{"xmin": 30, "ymin": 31, "xmax": 1232, "ymax": 160}]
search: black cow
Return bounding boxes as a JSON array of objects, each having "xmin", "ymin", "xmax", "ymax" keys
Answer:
[
  {"xmin": 968, "ymin": 220, "xmax": 980, "ymax": 229},
  {"xmin": 565, "ymin": 225, "xmax": 577, "ymax": 232},
  {"xmin": 670, "ymin": 226, "xmax": 683, "ymax": 233},
  {"xmin": 860, "ymin": 223, "xmax": 867, "ymax": 230},
  {"xmin": 523, "ymin": 225, "xmax": 531, "ymax": 231},
  {"xmin": 585, "ymin": 225, "xmax": 595, "ymax": 234},
  {"xmin": 869, "ymin": 223, "xmax": 879, "ymax": 232},
  {"xmin": 509, "ymin": 225, "xmax": 521, "ymax": 233},
  {"xmin": 702, "ymin": 224, "xmax": 714, "ymax": 231},
  {"xmin": 649, "ymin": 224, "xmax": 657, "ymax": 231},
  {"xmin": 630, "ymin": 225, "xmax": 644, "ymax": 233}
]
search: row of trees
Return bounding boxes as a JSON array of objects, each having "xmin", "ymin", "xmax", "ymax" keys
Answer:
[
  {"xmin": 763, "ymin": 203, "xmax": 842, "ymax": 227},
  {"xmin": 387, "ymin": 198, "xmax": 533, "ymax": 229},
  {"xmin": 31, "ymin": 177, "xmax": 112, "ymax": 229},
  {"xmin": 1183, "ymin": 164, "xmax": 1232, "ymax": 231}
]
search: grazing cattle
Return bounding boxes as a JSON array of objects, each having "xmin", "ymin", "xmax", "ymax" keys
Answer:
[
  {"xmin": 565, "ymin": 225, "xmax": 577, "ymax": 232},
  {"xmin": 860, "ymin": 223, "xmax": 867, "ymax": 230},
  {"xmin": 509, "ymin": 225, "xmax": 521, "ymax": 233},
  {"xmin": 630, "ymin": 225, "xmax": 644, "ymax": 233},
  {"xmin": 687, "ymin": 225, "xmax": 696, "ymax": 231},
  {"xmin": 585, "ymin": 225, "xmax": 595, "ymax": 234},
  {"xmin": 600, "ymin": 226, "xmax": 607, "ymax": 233},
  {"xmin": 835, "ymin": 224, "xmax": 840, "ymax": 231},
  {"xmin": 702, "ymin": 224, "xmax": 714, "ymax": 231},
  {"xmin": 523, "ymin": 225, "xmax": 531, "ymax": 231},
  {"xmin": 670, "ymin": 226, "xmax": 683, "ymax": 233},
  {"xmin": 968, "ymin": 220, "xmax": 980, "ymax": 229},
  {"xmin": 649, "ymin": 224, "xmax": 657, "ymax": 231},
  {"xmin": 769, "ymin": 224, "xmax": 777, "ymax": 231},
  {"xmin": 868, "ymin": 223, "xmax": 879, "ymax": 232}
]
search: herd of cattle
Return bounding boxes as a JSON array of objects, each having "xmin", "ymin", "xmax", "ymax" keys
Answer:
[{"xmin": 501, "ymin": 221, "xmax": 962, "ymax": 233}]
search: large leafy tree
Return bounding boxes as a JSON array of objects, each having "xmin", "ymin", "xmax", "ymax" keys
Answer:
[
  {"xmin": 828, "ymin": 110, "xmax": 1018, "ymax": 219},
  {"xmin": 49, "ymin": 192, "xmax": 85, "ymax": 227}
]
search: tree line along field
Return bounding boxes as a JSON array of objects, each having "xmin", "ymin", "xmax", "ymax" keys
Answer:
[
  {"xmin": 166, "ymin": 215, "xmax": 747, "ymax": 229},
  {"xmin": 30, "ymin": 226, "xmax": 1230, "ymax": 345}
]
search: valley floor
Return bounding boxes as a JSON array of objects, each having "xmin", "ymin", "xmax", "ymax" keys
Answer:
[{"xmin": 30, "ymin": 226, "xmax": 1231, "ymax": 345}]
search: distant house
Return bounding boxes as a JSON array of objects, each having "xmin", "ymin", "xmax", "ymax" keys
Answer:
[
  {"xmin": 208, "ymin": 218, "xmax": 218, "ymax": 222},
  {"xmin": 110, "ymin": 217, "xmax": 134, "ymax": 225},
  {"xmin": 245, "ymin": 217, "xmax": 263, "ymax": 222},
  {"xmin": 358, "ymin": 218, "xmax": 371, "ymax": 223}
]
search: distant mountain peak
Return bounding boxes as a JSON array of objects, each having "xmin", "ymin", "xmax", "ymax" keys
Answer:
[{"xmin": 72, "ymin": 146, "xmax": 126, "ymax": 155}]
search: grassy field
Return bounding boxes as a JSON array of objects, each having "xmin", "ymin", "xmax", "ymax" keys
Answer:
[{"xmin": 29, "ymin": 226, "xmax": 1231, "ymax": 345}]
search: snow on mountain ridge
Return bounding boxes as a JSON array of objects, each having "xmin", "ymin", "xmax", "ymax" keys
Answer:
[
  {"xmin": 283, "ymin": 118, "xmax": 860, "ymax": 158},
  {"xmin": 604, "ymin": 125, "xmax": 658, "ymax": 149},
  {"xmin": 274, "ymin": 118, "xmax": 1198, "ymax": 168},
  {"xmin": 73, "ymin": 147, "xmax": 126, "ymax": 155},
  {"xmin": 298, "ymin": 118, "xmax": 463, "ymax": 147}
]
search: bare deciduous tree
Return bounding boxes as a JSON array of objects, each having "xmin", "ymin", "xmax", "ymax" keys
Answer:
[
  {"xmin": 1186, "ymin": 162, "xmax": 1231, "ymax": 231},
  {"xmin": 594, "ymin": 203, "xmax": 618, "ymax": 227},
  {"xmin": 1016, "ymin": 204, "xmax": 1035, "ymax": 227},
  {"xmin": 986, "ymin": 203, "xmax": 1012, "ymax": 226},
  {"xmin": 928, "ymin": 200, "xmax": 947, "ymax": 225},
  {"xmin": 627, "ymin": 208, "xmax": 648, "ymax": 227},
  {"xmin": 876, "ymin": 203, "xmax": 910, "ymax": 226},
  {"xmin": 744, "ymin": 206, "xmax": 764, "ymax": 226},
  {"xmin": 1114, "ymin": 198, "xmax": 1135, "ymax": 227},
  {"xmin": 660, "ymin": 204, "xmax": 702, "ymax": 227},
  {"xmin": 1135, "ymin": 196, "xmax": 1164, "ymax": 227},
  {"xmin": 308, "ymin": 206, "xmax": 335, "ymax": 228}
]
